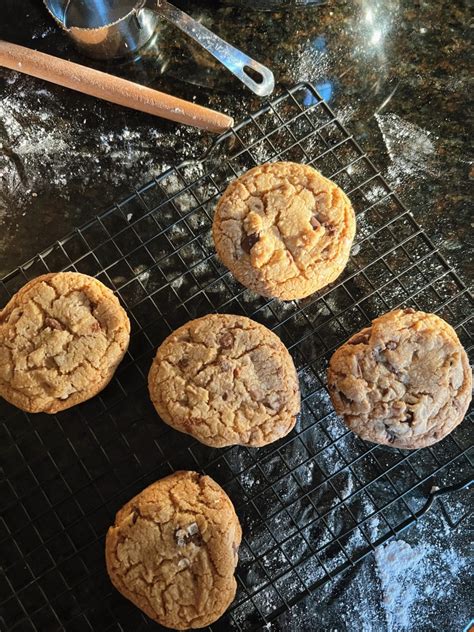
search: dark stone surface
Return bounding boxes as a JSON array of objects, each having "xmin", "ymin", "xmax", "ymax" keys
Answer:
[
  {"xmin": 0, "ymin": 1, "xmax": 471, "ymax": 631},
  {"xmin": 0, "ymin": 0, "xmax": 472, "ymax": 279}
]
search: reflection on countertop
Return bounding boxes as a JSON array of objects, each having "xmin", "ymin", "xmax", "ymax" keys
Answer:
[{"xmin": 0, "ymin": 0, "xmax": 471, "ymax": 280}]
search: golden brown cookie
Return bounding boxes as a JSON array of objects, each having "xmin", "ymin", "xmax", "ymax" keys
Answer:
[
  {"xmin": 105, "ymin": 471, "xmax": 242, "ymax": 630},
  {"xmin": 327, "ymin": 309, "xmax": 472, "ymax": 449},
  {"xmin": 0, "ymin": 272, "xmax": 130, "ymax": 413},
  {"xmin": 148, "ymin": 314, "xmax": 300, "ymax": 448},
  {"xmin": 212, "ymin": 162, "xmax": 356, "ymax": 300}
]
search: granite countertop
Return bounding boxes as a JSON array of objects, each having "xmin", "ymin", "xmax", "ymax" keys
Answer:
[{"xmin": 0, "ymin": 1, "xmax": 472, "ymax": 631}]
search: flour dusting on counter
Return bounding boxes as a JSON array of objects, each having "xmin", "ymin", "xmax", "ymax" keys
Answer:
[
  {"xmin": 0, "ymin": 72, "xmax": 200, "ymax": 214},
  {"xmin": 375, "ymin": 113, "xmax": 440, "ymax": 187},
  {"xmin": 374, "ymin": 528, "xmax": 468, "ymax": 632}
]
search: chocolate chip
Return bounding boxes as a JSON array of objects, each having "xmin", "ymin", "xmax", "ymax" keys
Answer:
[
  {"xmin": 45, "ymin": 317, "xmax": 63, "ymax": 331},
  {"xmin": 175, "ymin": 524, "xmax": 202, "ymax": 547},
  {"xmin": 178, "ymin": 357, "xmax": 189, "ymax": 369},
  {"xmin": 386, "ymin": 341, "xmax": 397, "ymax": 350},
  {"xmin": 263, "ymin": 396, "xmax": 281, "ymax": 412},
  {"xmin": 404, "ymin": 308, "xmax": 415, "ymax": 314},
  {"xmin": 349, "ymin": 331, "xmax": 370, "ymax": 345},
  {"xmin": 220, "ymin": 332, "xmax": 234, "ymax": 350},
  {"xmin": 310, "ymin": 216, "xmax": 321, "ymax": 229},
  {"xmin": 175, "ymin": 528, "xmax": 187, "ymax": 547},
  {"xmin": 219, "ymin": 359, "xmax": 232, "ymax": 371},
  {"xmin": 386, "ymin": 363, "xmax": 401, "ymax": 377},
  {"xmin": 241, "ymin": 232, "xmax": 260, "ymax": 254},
  {"xmin": 402, "ymin": 411, "xmax": 414, "ymax": 426},
  {"xmin": 384, "ymin": 425, "xmax": 397, "ymax": 443},
  {"xmin": 340, "ymin": 392, "xmax": 352, "ymax": 405},
  {"xmin": 188, "ymin": 531, "xmax": 202, "ymax": 546}
]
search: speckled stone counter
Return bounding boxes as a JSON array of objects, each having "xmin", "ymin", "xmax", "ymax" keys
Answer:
[
  {"xmin": 0, "ymin": 1, "xmax": 472, "ymax": 630},
  {"xmin": 1, "ymin": 1, "xmax": 472, "ymax": 279}
]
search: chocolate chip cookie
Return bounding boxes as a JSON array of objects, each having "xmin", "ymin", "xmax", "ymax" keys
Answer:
[
  {"xmin": 148, "ymin": 314, "xmax": 300, "ymax": 447},
  {"xmin": 106, "ymin": 471, "xmax": 242, "ymax": 630},
  {"xmin": 328, "ymin": 309, "xmax": 472, "ymax": 449},
  {"xmin": 212, "ymin": 162, "xmax": 356, "ymax": 300},
  {"xmin": 0, "ymin": 272, "xmax": 130, "ymax": 413}
]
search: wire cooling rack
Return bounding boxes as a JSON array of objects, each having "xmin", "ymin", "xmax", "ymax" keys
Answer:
[{"xmin": 0, "ymin": 83, "xmax": 473, "ymax": 632}]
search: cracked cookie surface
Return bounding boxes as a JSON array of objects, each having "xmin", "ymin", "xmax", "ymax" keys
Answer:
[
  {"xmin": 105, "ymin": 471, "xmax": 242, "ymax": 630},
  {"xmin": 212, "ymin": 162, "xmax": 356, "ymax": 300},
  {"xmin": 0, "ymin": 272, "xmax": 130, "ymax": 413},
  {"xmin": 328, "ymin": 309, "xmax": 472, "ymax": 449},
  {"xmin": 148, "ymin": 314, "xmax": 300, "ymax": 448}
]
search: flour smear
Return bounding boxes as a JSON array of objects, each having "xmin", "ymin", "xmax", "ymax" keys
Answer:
[
  {"xmin": 343, "ymin": 508, "xmax": 469, "ymax": 632},
  {"xmin": 0, "ymin": 71, "xmax": 199, "ymax": 218},
  {"xmin": 375, "ymin": 112, "xmax": 440, "ymax": 188}
]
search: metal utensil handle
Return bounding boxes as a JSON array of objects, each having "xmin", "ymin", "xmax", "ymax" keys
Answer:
[{"xmin": 154, "ymin": 0, "xmax": 275, "ymax": 97}]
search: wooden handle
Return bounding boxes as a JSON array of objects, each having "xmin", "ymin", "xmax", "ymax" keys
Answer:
[{"xmin": 0, "ymin": 40, "xmax": 234, "ymax": 133}]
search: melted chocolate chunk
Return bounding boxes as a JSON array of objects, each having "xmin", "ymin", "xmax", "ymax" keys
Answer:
[
  {"xmin": 241, "ymin": 232, "xmax": 260, "ymax": 254},
  {"xmin": 187, "ymin": 531, "xmax": 203, "ymax": 546},
  {"xmin": 384, "ymin": 424, "xmax": 397, "ymax": 443},
  {"xmin": 349, "ymin": 331, "xmax": 370, "ymax": 345},
  {"xmin": 220, "ymin": 332, "xmax": 234, "ymax": 349},
  {"xmin": 45, "ymin": 317, "xmax": 64, "ymax": 331},
  {"xmin": 175, "ymin": 524, "xmax": 202, "ymax": 547},
  {"xmin": 178, "ymin": 357, "xmax": 189, "ymax": 369}
]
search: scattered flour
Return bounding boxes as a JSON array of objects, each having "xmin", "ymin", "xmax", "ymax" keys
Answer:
[
  {"xmin": 374, "ymin": 531, "xmax": 468, "ymax": 632},
  {"xmin": 0, "ymin": 72, "xmax": 201, "ymax": 214},
  {"xmin": 375, "ymin": 540, "xmax": 425, "ymax": 630},
  {"xmin": 375, "ymin": 113, "xmax": 440, "ymax": 188}
]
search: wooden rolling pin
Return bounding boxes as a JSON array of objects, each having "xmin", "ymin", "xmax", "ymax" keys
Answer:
[{"xmin": 0, "ymin": 40, "xmax": 234, "ymax": 133}]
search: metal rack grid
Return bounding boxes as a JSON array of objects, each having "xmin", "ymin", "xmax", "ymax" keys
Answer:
[{"xmin": 0, "ymin": 83, "xmax": 472, "ymax": 632}]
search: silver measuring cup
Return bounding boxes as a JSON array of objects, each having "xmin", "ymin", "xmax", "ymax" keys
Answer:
[
  {"xmin": 44, "ymin": 0, "xmax": 159, "ymax": 60},
  {"xmin": 43, "ymin": 0, "xmax": 275, "ymax": 96}
]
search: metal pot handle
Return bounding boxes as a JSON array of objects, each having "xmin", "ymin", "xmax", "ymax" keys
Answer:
[{"xmin": 151, "ymin": 0, "xmax": 275, "ymax": 97}]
